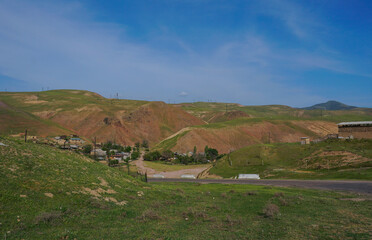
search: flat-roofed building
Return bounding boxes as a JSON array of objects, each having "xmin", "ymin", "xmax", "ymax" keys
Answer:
[{"xmin": 338, "ymin": 121, "xmax": 372, "ymax": 139}]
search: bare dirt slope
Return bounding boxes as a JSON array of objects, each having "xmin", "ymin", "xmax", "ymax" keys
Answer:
[
  {"xmin": 157, "ymin": 120, "xmax": 337, "ymax": 153},
  {"xmin": 0, "ymin": 90, "xmax": 204, "ymax": 145}
]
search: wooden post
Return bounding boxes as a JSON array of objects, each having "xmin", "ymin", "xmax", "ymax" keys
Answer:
[
  {"xmin": 24, "ymin": 129, "xmax": 28, "ymax": 143},
  {"xmin": 94, "ymin": 136, "xmax": 96, "ymax": 160}
]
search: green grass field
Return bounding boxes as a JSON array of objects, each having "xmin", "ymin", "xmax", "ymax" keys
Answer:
[
  {"xmin": 209, "ymin": 139, "xmax": 372, "ymax": 180},
  {"xmin": 1, "ymin": 137, "xmax": 371, "ymax": 239}
]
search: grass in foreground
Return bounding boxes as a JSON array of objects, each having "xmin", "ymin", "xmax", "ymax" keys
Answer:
[{"xmin": 1, "ymin": 137, "xmax": 371, "ymax": 239}]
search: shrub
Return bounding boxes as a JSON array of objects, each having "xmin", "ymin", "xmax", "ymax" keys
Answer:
[
  {"xmin": 244, "ymin": 191, "xmax": 257, "ymax": 196},
  {"xmin": 274, "ymin": 192, "xmax": 284, "ymax": 198},
  {"xmin": 279, "ymin": 197, "xmax": 288, "ymax": 206},
  {"xmin": 263, "ymin": 203, "xmax": 279, "ymax": 218},
  {"xmin": 109, "ymin": 159, "xmax": 119, "ymax": 165},
  {"xmin": 144, "ymin": 151, "xmax": 161, "ymax": 161},
  {"xmin": 34, "ymin": 211, "xmax": 63, "ymax": 225},
  {"xmin": 137, "ymin": 210, "xmax": 161, "ymax": 221},
  {"xmin": 82, "ymin": 144, "xmax": 92, "ymax": 154},
  {"xmin": 131, "ymin": 151, "xmax": 140, "ymax": 160}
]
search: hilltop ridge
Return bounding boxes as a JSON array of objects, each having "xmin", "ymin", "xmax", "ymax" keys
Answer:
[
  {"xmin": 1, "ymin": 90, "xmax": 371, "ymax": 151},
  {"xmin": 303, "ymin": 100, "xmax": 357, "ymax": 110}
]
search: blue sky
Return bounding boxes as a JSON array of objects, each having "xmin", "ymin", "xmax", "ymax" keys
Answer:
[{"xmin": 0, "ymin": 0, "xmax": 371, "ymax": 107}]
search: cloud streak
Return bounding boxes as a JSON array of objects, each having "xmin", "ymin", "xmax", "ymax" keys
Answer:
[{"xmin": 0, "ymin": 0, "xmax": 370, "ymax": 107}]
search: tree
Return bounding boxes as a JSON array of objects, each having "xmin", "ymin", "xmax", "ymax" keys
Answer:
[
  {"xmin": 205, "ymin": 146, "xmax": 218, "ymax": 160},
  {"xmin": 131, "ymin": 151, "xmax": 140, "ymax": 160},
  {"xmin": 193, "ymin": 146, "xmax": 197, "ymax": 156},
  {"xmin": 124, "ymin": 146, "xmax": 132, "ymax": 153},
  {"xmin": 161, "ymin": 150, "xmax": 174, "ymax": 160},
  {"xmin": 102, "ymin": 141, "xmax": 113, "ymax": 151},
  {"xmin": 82, "ymin": 144, "xmax": 92, "ymax": 154},
  {"xmin": 141, "ymin": 140, "xmax": 149, "ymax": 148},
  {"xmin": 135, "ymin": 142, "xmax": 140, "ymax": 148},
  {"xmin": 144, "ymin": 151, "xmax": 161, "ymax": 161},
  {"xmin": 125, "ymin": 159, "xmax": 130, "ymax": 175}
]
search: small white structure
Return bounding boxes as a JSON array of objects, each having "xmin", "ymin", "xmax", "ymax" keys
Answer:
[
  {"xmin": 152, "ymin": 174, "xmax": 165, "ymax": 178},
  {"xmin": 181, "ymin": 174, "xmax": 196, "ymax": 179},
  {"xmin": 300, "ymin": 137, "xmax": 310, "ymax": 145},
  {"xmin": 238, "ymin": 174, "xmax": 260, "ymax": 179},
  {"xmin": 0, "ymin": 142, "xmax": 7, "ymax": 146}
]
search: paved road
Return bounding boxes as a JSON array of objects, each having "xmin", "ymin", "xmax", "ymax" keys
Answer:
[{"xmin": 148, "ymin": 178, "xmax": 372, "ymax": 195}]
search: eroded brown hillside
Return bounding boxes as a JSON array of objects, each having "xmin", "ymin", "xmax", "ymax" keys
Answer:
[{"xmin": 157, "ymin": 120, "xmax": 337, "ymax": 153}]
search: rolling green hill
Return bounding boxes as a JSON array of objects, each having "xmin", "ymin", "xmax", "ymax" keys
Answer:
[
  {"xmin": 209, "ymin": 139, "xmax": 372, "ymax": 180},
  {"xmin": 178, "ymin": 101, "xmax": 372, "ymax": 123},
  {"xmin": 1, "ymin": 137, "xmax": 371, "ymax": 239},
  {"xmin": 1, "ymin": 90, "xmax": 371, "ymax": 152}
]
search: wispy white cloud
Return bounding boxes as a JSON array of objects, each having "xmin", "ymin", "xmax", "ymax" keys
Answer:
[{"xmin": 0, "ymin": 0, "xmax": 369, "ymax": 107}]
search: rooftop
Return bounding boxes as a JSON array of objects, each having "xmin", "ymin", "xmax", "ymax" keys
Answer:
[{"xmin": 338, "ymin": 121, "xmax": 372, "ymax": 126}]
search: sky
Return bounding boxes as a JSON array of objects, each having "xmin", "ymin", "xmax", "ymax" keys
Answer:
[{"xmin": 0, "ymin": 0, "xmax": 371, "ymax": 107}]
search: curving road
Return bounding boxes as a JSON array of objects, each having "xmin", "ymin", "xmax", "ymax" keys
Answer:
[{"xmin": 148, "ymin": 178, "xmax": 372, "ymax": 195}]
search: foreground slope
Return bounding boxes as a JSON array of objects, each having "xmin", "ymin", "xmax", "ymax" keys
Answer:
[
  {"xmin": 1, "ymin": 137, "xmax": 371, "ymax": 239},
  {"xmin": 209, "ymin": 139, "xmax": 372, "ymax": 179}
]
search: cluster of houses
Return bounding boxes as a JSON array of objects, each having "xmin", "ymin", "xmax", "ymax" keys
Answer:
[
  {"xmin": 52, "ymin": 135, "xmax": 86, "ymax": 150},
  {"xmin": 300, "ymin": 121, "xmax": 372, "ymax": 145},
  {"xmin": 90, "ymin": 148, "xmax": 131, "ymax": 162}
]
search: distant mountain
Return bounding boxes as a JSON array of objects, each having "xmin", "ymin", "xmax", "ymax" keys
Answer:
[{"xmin": 303, "ymin": 101, "xmax": 357, "ymax": 110}]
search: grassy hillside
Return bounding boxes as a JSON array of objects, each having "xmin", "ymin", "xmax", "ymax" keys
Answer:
[
  {"xmin": 178, "ymin": 102, "xmax": 372, "ymax": 123},
  {"xmin": 0, "ymin": 90, "xmax": 203, "ymax": 145},
  {"xmin": 1, "ymin": 90, "xmax": 371, "ymax": 150},
  {"xmin": 209, "ymin": 139, "xmax": 372, "ymax": 180},
  {"xmin": 1, "ymin": 137, "xmax": 371, "ymax": 239},
  {"xmin": 0, "ymin": 99, "xmax": 72, "ymax": 136}
]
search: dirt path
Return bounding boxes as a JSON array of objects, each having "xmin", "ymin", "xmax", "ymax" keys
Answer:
[
  {"xmin": 131, "ymin": 153, "xmax": 210, "ymax": 178},
  {"xmin": 160, "ymin": 127, "xmax": 193, "ymax": 142}
]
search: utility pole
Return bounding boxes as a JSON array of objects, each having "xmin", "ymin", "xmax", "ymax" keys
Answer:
[
  {"xmin": 94, "ymin": 136, "xmax": 97, "ymax": 160},
  {"xmin": 24, "ymin": 129, "xmax": 28, "ymax": 143}
]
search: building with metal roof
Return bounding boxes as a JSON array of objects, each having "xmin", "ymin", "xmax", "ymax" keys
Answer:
[{"xmin": 338, "ymin": 121, "xmax": 372, "ymax": 139}]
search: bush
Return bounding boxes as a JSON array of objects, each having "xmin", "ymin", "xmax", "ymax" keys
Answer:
[
  {"xmin": 137, "ymin": 209, "xmax": 161, "ymax": 221},
  {"xmin": 123, "ymin": 146, "xmax": 132, "ymax": 153},
  {"xmin": 109, "ymin": 159, "xmax": 119, "ymax": 165},
  {"xmin": 144, "ymin": 151, "xmax": 161, "ymax": 161},
  {"xmin": 274, "ymin": 192, "xmax": 284, "ymax": 198},
  {"xmin": 279, "ymin": 197, "xmax": 288, "ymax": 206},
  {"xmin": 131, "ymin": 151, "xmax": 140, "ymax": 160},
  {"xmin": 141, "ymin": 140, "xmax": 149, "ymax": 148},
  {"xmin": 161, "ymin": 150, "xmax": 174, "ymax": 160},
  {"xmin": 34, "ymin": 211, "xmax": 63, "ymax": 225},
  {"xmin": 82, "ymin": 144, "xmax": 92, "ymax": 154},
  {"xmin": 263, "ymin": 203, "xmax": 279, "ymax": 218}
]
